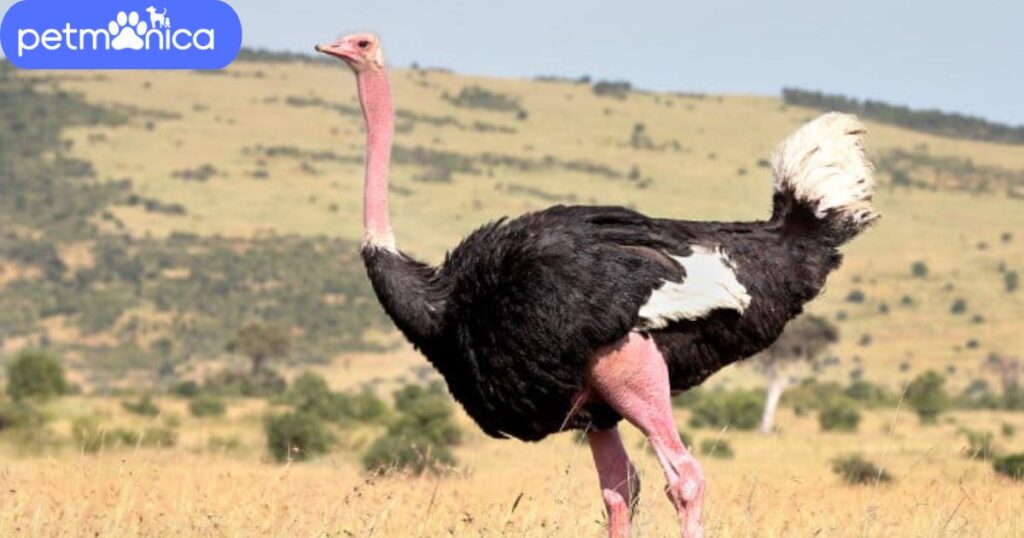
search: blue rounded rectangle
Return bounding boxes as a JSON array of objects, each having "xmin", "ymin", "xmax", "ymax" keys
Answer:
[{"xmin": 1, "ymin": 0, "xmax": 242, "ymax": 69}]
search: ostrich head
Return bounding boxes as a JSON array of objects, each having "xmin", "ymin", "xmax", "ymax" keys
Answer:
[{"xmin": 315, "ymin": 32, "xmax": 385, "ymax": 72}]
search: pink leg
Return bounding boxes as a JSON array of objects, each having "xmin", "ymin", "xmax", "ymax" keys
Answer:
[
  {"xmin": 587, "ymin": 427, "xmax": 640, "ymax": 538},
  {"xmin": 587, "ymin": 333, "xmax": 705, "ymax": 538}
]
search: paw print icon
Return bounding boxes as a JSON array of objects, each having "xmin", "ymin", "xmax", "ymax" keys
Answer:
[{"xmin": 108, "ymin": 11, "xmax": 148, "ymax": 51}]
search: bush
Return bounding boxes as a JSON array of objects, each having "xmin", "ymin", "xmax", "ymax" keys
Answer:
[
  {"xmin": 140, "ymin": 426, "xmax": 177, "ymax": 448},
  {"xmin": 699, "ymin": 438, "xmax": 734, "ymax": 459},
  {"xmin": 0, "ymin": 400, "xmax": 46, "ymax": 431},
  {"xmin": 592, "ymin": 80, "xmax": 632, "ymax": 99},
  {"xmin": 961, "ymin": 429, "xmax": 997, "ymax": 460},
  {"xmin": 688, "ymin": 389, "xmax": 762, "ymax": 430},
  {"xmin": 362, "ymin": 434, "xmax": 456, "ymax": 475},
  {"xmin": 818, "ymin": 398, "xmax": 861, "ymax": 432},
  {"xmin": 831, "ymin": 454, "xmax": 892, "ymax": 485},
  {"xmin": 782, "ymin": 380, "xmax": 845, "ymax": 412},
  {"xmin": 203, "ymin": 369, "xmax": 286, "ymax": 397},
  {"xmin": 6, "ymin": 350, "xmax": 67, "ymax": 401},
  {"xmin": 844, "ymin": 380, "xmax": 895, "ymax": 408},
  {"xmin": 950, "ymin": 298, "xmax": 967, "ymax": 315},
  {"xmin": 906, "ymin": 370, "xmax": 950, "ymax": 424},
  {"xmin": 444, "ymin": 86, "xmax": 525, "ymax": 115},
  {"xmin": 288, "ymin": 371, "xmax": 335, "ymax": 418},
  {"xmin": 845, "ymin": 290, "xmax": 866, "ymax": 303},
  {"xmin": 171, "ymin": 380, "xmax": 200, "ymax": 398},
  {"xmin": 189, "ymin": 395, "xmax": 227, "ymax": 417},
  {"xmin": 1005, "ymin": 271, "xmax": 1019, "ymax": 293},
  {"xmin": 287, "ymin": 371, "xmax": 389, "ymax": 425},
  {"xmin": 122, "ymin": 394, "xmax": 160, "ymax": 417},
  {"xmin": 911, "ymin": 261, "xmax": 929, "ymax": 278},
  {"xmin": 994, "ymin": 454, "xmax": 1024, "ymax": 480},
  {"xmin": 265, "ymin": 411, "xmax": 335, "ymax": 462},
  {"xmin": 363, "ymin": 382, "xmax": 463, "ymax": 475}
]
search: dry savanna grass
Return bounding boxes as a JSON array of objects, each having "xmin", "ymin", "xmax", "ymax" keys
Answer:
[{"xmin": 1, "ymin": 405, "xmax": 1022, "ymax": 537}]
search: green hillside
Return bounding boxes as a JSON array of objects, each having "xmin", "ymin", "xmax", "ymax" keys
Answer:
[{"xmin": 0, "ymin": 57, "xmax": 1021, "ymax": 391}]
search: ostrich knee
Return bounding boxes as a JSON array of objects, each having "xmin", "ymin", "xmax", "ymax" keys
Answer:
[{"xmin": 663, "ymin": 453, "xmax": 705, "ymax": 538}]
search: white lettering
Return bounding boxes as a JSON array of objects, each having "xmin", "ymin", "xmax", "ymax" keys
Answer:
[
  {"xmin": 193, "ymin": 29, "xmax": 214, "ymax": 50},
  {"xmin": 41, "ymin": 29, "xmax": 62, "ymax": 50},
  {"xmin": 18, "ymin": 28, "xmax": 39, "ymax": 57},
  {"xmin": 172, "ymin": 29, "xmax": 191, "ymax": 50}
]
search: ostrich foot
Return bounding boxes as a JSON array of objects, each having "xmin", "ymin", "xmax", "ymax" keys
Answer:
[
  {"xmin": 588, "ymin": 427, "xmax": 640, "ymax": 537},
  {"xmin": 587, "ymin": 332, "xmax": 706, "ymax": 538}
]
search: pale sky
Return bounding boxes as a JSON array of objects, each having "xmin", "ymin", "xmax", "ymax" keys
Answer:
[{"xmin": 3, "ymin": 0, "xmax": 1022, "ymax": 124}]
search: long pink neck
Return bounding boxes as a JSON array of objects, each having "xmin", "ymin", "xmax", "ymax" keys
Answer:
[{"xmin": 357, "ymin": 68, "xmax": 395, "ymax": 250}]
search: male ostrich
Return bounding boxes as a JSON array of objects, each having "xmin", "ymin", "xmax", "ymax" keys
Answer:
[{"xmin": 316, "ymin": 33, "xmax": 877, "ymax": 538}]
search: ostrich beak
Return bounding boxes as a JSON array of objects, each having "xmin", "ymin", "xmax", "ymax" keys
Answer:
[{"xmin": 315, "ymin": 41, "xmax": 358, "ymax": 62}]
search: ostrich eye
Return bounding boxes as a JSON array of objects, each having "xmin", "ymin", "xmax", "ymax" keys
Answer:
[{"xmin": 357, "ymin": 40, "xmax": 370, "ymax": 49}]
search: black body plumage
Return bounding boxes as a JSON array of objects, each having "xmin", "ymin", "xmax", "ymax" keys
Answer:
[{"xmin": 362, "ymin": 204, "xmax": 844, "ymax": 441}]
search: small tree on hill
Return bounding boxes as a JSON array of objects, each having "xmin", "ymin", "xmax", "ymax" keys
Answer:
[
  {"xmin": 6, "ymin": 350, "xmax": 67, "ymax": 401},
  {"xmin": 982, "ymin": 353, "xmax": 1022, "ymax": 409},
  {"xmin": 755, "ymin": 315, "xmax": 838, "ymax": 434},
  {"xmin": 906, "ymin": 370, "xmax": 950, "ymax": 424},
  {"xmin": 226, "ymin": 323, "xmax": 290, "ymax": 376}
]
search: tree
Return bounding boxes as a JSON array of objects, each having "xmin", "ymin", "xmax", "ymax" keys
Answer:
[
  {"xmin": 226, "ymin": 323, "xmax": 290, "ymax": 376},
  {"xmin": 906, "ymin": 370, "xmax": 950, "ymax": 424},
  {"xmin": 5, "ymin": 350, "xmax": 67, "ymax": 401},
  {"xmin": 982, "ymin": 353, "xmax": 1022, "ymax": 409},
  {"xmin": 754, "ymin": 315, "xmax": 838, "ymax": 434}
]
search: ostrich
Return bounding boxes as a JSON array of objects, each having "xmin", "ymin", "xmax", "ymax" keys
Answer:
[{"xmin": 316, "ymin": 33, "xmax": 877, "ymax": 538}]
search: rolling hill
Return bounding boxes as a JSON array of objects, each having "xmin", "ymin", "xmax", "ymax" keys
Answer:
[{"xmin": 0, "ymin": 55, "xmax": 1021, "ymax": 392}]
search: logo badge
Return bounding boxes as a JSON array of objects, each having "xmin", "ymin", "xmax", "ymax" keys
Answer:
[{"xmin": 1, "ymin": 0, "xmax": 242, "ymax": 69}]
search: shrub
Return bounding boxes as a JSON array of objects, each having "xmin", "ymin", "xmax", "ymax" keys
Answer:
[
  {"xmin": 906, "ymin": 370, "xmax": 950, "ymax": 424},
  {"xmin": 122, "ymin": 394, "xmax": 160, "ymax": 417},
  {"xmin": 954, "ymin": 378, "xmax": 1001, "ymax": 410},
  {"xmin": 444, "ymin": 86, "xmax": 524, "ymax": 114},
  {"xmin": 140, "ymin": 426, "xmax": 177, "ymax": 448},
  {"xmin": 1005, "ymin": 271, "xmax": 1019, "ymax": 293},
  {"xmin": 188, "ymin": 395, "xmax": 227, "ymax": 417},
  {"xmin": 203, "ymin": 369, "xmax": 286, "ymax": 397},
  {"xmin": 688, "ymin": 389, "xmax": 762, "ymax": 430},
  {"xmin": 950, "ymin": 298, "xmax": 967, "ymax": 314},
  {"xmin": 846, "ymin": 290, "xmax": 866, "ymax": 303},
  {"xmin": 171, "ymin": 380, "xmax": 200, "ymax": 397},
  {"xmin": 287, "ymin": 371, "xmax": 389, "ymax": 425},
  {"xmin": 993, "ymin": 454, "xmax": 1024, "ymax": 481},
  {"xmin": 831, "ymin": 454, "xmax": 892, "ymax": 485},
  {"xmin": 363, "ymin": 434, "xmax": 456, "ymax": 475},
  {"xmin": 0, "ymin": 400, "xmax": 46, "ymax": 431},
  {"xmin": 342, "ymin": 387, "xmax": 389, "ymax": 423},
  {"xmin": 699, "ymin": 438, "xmax": 734, "ymax": 459},
  {"xmin": 6, "ymin": 350, "xmax": 67, "ymax": 401},
  {"xmin": 844, "ymin": 380, "xmax": 895, "ymax": 408},
  {"xmin": 911, "ymin": 261, "xmax": 928, "ymax": 278},
  {"xmin": 288, "ymin": 371, "xmax": 336, "ymax": 418},
  {"xmin": 265, "ymin": 411, "xmax": 335, "ymax": 462},
  {"xmin": 592, "ymin": 80, "xmax": 632, "ymax": 99},
  {"xmin": 961, "ymin": 429, "xmax": 996, "ymax": 460},
  {"xmin": 819, "ymin": 398, "xmax": 861, "ymax": 432},
  {"xmin": 363, "ymin": 382, "xmax": 463, "ymax": 474},
  {"xmin": 1001, "ymin": 423, "xmax": 1016, "ymax": 437}
]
